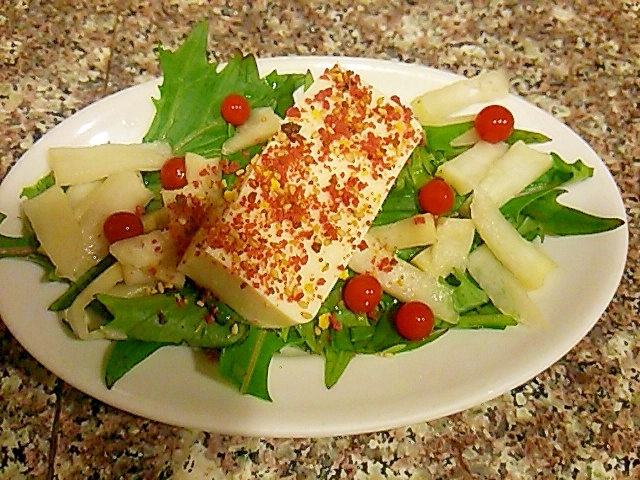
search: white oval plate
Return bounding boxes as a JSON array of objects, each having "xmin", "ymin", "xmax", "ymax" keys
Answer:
[{"xmin": 0, "ymin": 57, "xmax": 628, "ymax": 437}]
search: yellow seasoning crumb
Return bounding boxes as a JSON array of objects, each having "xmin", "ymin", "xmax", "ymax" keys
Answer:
[
  {"xmin": 338, "ymin": 270, "xmax": 349, "ymax": 280},
  {"xmin": 223, "ymin": 190, "xmax": 238, "ymax": 202},
  {"xmin": 318, "ymin": 313, "xmax": 331, "ymax": 330}
]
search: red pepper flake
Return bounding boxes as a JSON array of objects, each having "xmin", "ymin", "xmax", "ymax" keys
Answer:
[
  {"xmin": 221, "ymin": 160, "xmax": 241, "ymax": 175},
  {"xmin": 376, "ymin": 256, "xmax": 397, "ymax": 273},
  {"xmin": 329, "ymin": 313, "xmax": 342, "ymax": 331},
  {"xmin": 286, "ymin": 106, "xmax": 301, "ymax": 118},
  {"xmin": 413, "ymin": 216, "xmax": 426, "ymax": 225}
]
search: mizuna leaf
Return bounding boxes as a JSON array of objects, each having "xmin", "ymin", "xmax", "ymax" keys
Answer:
[
  {"xmin": 143, "ymin": 22, "xmax": 307, "ymax": 158},
  {"xmin": 217, "ymin": 327, "xmax": 288, "ymax": 401},
  {"xmin": 105, "ymin": 340, "xmax": 165, "ymax": 388}
]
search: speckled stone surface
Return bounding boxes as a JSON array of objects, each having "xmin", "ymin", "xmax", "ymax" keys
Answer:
[{"xmin": 1, "ymin": 1, "xmax": 638, "ymax": 479}]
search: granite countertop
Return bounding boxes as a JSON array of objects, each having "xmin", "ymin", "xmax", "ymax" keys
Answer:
[{"xmin": 1, "ymin": 1, "xmax": 638, "ymax": 479}]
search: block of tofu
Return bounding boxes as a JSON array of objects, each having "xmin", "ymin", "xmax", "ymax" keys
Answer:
[{"xmin": 179, "ymin": 65, "xmax": 424, "ymax": 327}]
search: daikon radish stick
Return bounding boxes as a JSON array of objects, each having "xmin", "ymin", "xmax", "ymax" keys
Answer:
[
  {"xmin": 161, "ymin": 153, "xmax": 223, "ymax": 207},
  {"xmin": 349, "ymin": 236, "xmax": 458, "ymax": 323},
  {"xmin": 437, "ymin": 141, "xmax": 508, "ymax": 195},
  {"xmin": 221, "ymin": 107, "xmax": 282, "ymax": 155},
  {"xmin": 411, "ymin": 217, "xmax": 475, "ymax": 278},
  {"xmin": 79, "ymin": 171, "xmax": 153, "ymax": 261},
  {"xmin": 467, "ymin": 245, "xmax": 546, "ymax": 326},
  {"xmin": 478, "ymin": 140, "xmax": 553, "ymax": 206},
  {"xmin": 470, "ymin": 189, "xmax": 556, "ymax": 290},
  {"xmin": 367, "ymin": 213, "xmax": 436, "ymax": 250},
  {"xmin": 22, "ymin": 185, "xmax": 95, "ymax": 280},
  {"xmin": 411, "ymin": 70, "xmax": 509, "ymax": 125},
  {"xmin": 50, "ymin": 141, "xmax": 172, "ymax": 186}
]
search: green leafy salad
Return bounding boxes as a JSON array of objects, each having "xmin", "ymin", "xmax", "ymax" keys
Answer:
[{"xmin": 0, "ymin": 23, "xmax": 624, "ymax": 401}]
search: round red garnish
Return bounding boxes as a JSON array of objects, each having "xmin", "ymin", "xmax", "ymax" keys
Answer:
[
  {"xmin": 221, "ymin": 93, "xmax": 251, "ymax": 127},
  {"xmin": 394, "ymin": 301, "xmax": 435, "ymax": 341},
  {"xmin": 160, "ymin": 156, "xmax": 187, "ymax": 190},
  {"xmin": 418, "ymin": 177, "xmax": 455, "ymax": 215},
  {"xmin": 103, "ymin": 211, "xmax": 144, "ymax": 244},
  {"xmin": 474, "ymin": 104, "xmax": 514, "ymax": 143},
  {"xmin": 343, "ymin": 274, "xmax": 383, "ymax": 314}
]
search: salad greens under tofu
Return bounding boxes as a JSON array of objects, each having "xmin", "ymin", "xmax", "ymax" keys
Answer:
[{"xmin": 0, "ymin": 23, "xmax": 624, "ymax": 401}]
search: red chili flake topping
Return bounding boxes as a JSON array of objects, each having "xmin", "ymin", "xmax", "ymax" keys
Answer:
[
  {"xmin": 376, "ymin": 256, "xmax": 397, "ymax": 273},
  {"xmin": 221, "ymin": 160, "xmax": 241, "ymax": 175},
  {"xmin": 166, "ymin": 193, "xmax": 209, "ymax": 257},
  {"xmin": 329, "ymin": 314, "xmax": 342, "ymax": 331},
  {"xmin": 286, "ymin": 106, "xmax": 301, "ymax": 118},
  {"xmin": 413, "ymin": 216, "xmax": 426, "ymax": 225}
]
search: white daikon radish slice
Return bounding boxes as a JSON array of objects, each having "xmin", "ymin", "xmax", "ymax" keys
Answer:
[
  {"xmin": 467, "ymin": 245, "xmax": 546, "ymax": 326},
  {"xmin": 110, "ymin": 230, "xmax": 172, "ymax": 269},
  {"xmin": 367, "ymin": 213, "xmax": 437, "ymax": 250},
  {"xmin": 107, "ymin": 283, "xmax": 154, "ymax": 298},
  {"xmin": 111, "ymin": 230, "xmax": 185, "ymax": 288},
  {"xmin": 221, "ymin": 107, "xmax": 282, "ymax": 155},
  {"xmin": 470, "ymin": 189, "xmax": 557, "ymax": 290},
  {"xmin": 62, "ymin": 262, "xmax": 123, "ymax": 339},
  {"xmin": 50, "ymin": 141, "xmax": 172, "ymax": 186},
  {"xmin": 449, "ymin": 127, "xmax": 481, "ymax": 147},
  {"xmin": 437, "ymin": 141, "xmax": 508, "ymax": 195},
  {"xmin": 161, "ymin": 153, "xmax": 223, "ymax": 207},
  {"xmin": 79, "ymin": 170, "xmax": 153, "ymax": 261},
  {"xmin": 349, "ymin": 236, "xmax": 458, "ymax": 323},
  {"xmin": 66, "ymin": 180, "xmax": 102, "ymax": 217},
  {"xmin": 412, "ymin": 217, "xmax": 475, "ymax": 277},
  {"xmin": 22, "ymin": 185, "xmax": 95, "ymax": 280},
  {"xmin": 478, "ymin": 140, "xmax": 553, "ymax": 206},
  {"xmin": 120, "ymin": 263, "xmax": 155, "ymax": 287},
  {"xmin": 411, "ymin": 70, "xmax": 509, "ymax": 125},
  {"xmin": 142, "ymin": 207, "xmax": 170, "ymax": 233}
]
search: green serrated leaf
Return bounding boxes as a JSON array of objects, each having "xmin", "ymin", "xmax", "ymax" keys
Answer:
[
  {"xmin": 520, "ymin": 189, "xmax": 625, "ymax": 236},
  {"xmin": 143, "ymin": 22, "xmax": 307, "ymax": 158},
  {"xmin": 217, "ymin": 327, "xmax": 288, "ymax": 401},
  {"xmin": 324, "ymin": 348, "xmax": 355, "ymax": 389},
  {"xmin": 20, "ymin": 173, "xmax": 55, "ymax": 199},
  {"xmin": 98, "ymin": 285, "xmax": 248, "ymax": 348},
  {"xmin": 447, "ymin": 269, "xmax": 490, "ymax": 313},
  {"xmin": 522, "ymin": 152, "xmax": 594, "ymax": 194},
  {"xmin": 424, "ymin": 121, "xmax": 552, "ymax": 162},
  {"xmin": 105, "ymin": 340, "xmax": 165, "ymax": 388}
]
